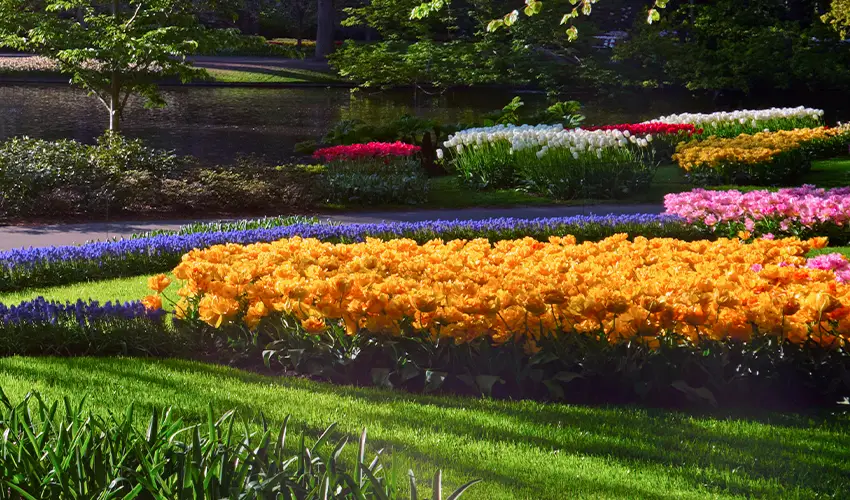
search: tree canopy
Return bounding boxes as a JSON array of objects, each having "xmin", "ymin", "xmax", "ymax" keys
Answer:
[{"xmin": 410, "ymin": 0, "xmax": 670, "ymax": 40}]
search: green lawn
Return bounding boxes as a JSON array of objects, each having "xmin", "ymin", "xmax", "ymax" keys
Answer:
[
  {"xmin": 0, "ymin": 356, "xmax": 847, "ymax": 499},
  {"xmin": 633, "ymin": 157, "xmax": 850, "ymax": 202},
  {"xmin": 203, "ymin": 67, "xmax": 343, "ymax": 84},
  {"xmin": 378, "ymin": 157, "xmax": 850, "ymax": 211},
  {"xmin": 0, "ymin": 274, "xmax": 162, "ymax": 306}
]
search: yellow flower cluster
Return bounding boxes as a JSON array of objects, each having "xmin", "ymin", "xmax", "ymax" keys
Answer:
[
  {"xmin": 148, "ymin": 235, "xmax": 850, "ymax": 347},
  {"xmin": 673, "ymin": 126, "xmax": 849, "ymax": 171}
]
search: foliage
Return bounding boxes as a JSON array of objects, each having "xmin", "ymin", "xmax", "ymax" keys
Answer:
[
  {"xmin": 0, "ymin": 391, "xmax": 478, "ymax": 498},
  {"xmin": 0, "ymin": 133, "xmax": 184, "ymax": 217},
  {"xmin": 320, "ymin": 158, "xmax": 430, "ymax": 206},
  {"xmin": 823, "ymin": 0, "xmax": 850, "ymax": 38},
  {"xmin": 615, "ymin": 0, "xmax": 850, "ymax": 92},
  {"xmin": 0, "ymin": 137, "xmax": 321, "ymax": 218},
  {"xmin": 410, "ymin": 0, "xmax": 670, "ymax": 41},
  {"xmin": 332, "ymin": 0, "xmax": 619, "ymax": 93},
  {"xmin": 0, "ymin": 0, "xmax": 220, "ymax": 130},
  {"xmin": 256, "ymin": 324, "xmax": 850, "ymax": 409},
  {"xmin": 329, "ymin": 39, "xmax": 518, "ymax": 88},
  {"xmin": 201, "ymin": 33, "xmax": 305, "ymax": 57},
  {"xmin": 0, "ymin": 215, "xmax": 700, "ymax": 293}
]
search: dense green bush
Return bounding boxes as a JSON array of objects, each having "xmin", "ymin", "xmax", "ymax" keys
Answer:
[
  {"xmin": 0, "ymin": 136, "xmax": 321, "ymax": 218},
  {"xmin": 0, "ymin": 133, "xmax": 184, "ymax": 216},
  {"xmin": 0, "ymin": 391, "xmax": 479, "ymax": 498}
]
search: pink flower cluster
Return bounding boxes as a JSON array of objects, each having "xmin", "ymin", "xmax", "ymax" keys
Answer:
[
  {"xmin": 806, "ymin": 253, "xmax": 850, "ymax": 283},
  {"xmin": 313, "ymin": 142, "xmax": 421, "ymax": 162},
  {"xmin": 582, "ymin": 123, "xmax": 700, "ymax": 136},
  {"xmin": 664, "ymin": 185, "xmax": 850, "ymax": 228}
]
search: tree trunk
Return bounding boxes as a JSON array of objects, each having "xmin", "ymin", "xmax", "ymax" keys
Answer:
[
  {"xmin": 315, "ymin": 0, "xmax": 334, "ymax": 58},
  {"xmin": 110, "ymin": 0, "xmax": 121, "ymax": 132},
  {"xmin": 109, "ymin": 71, "xmax": 120, "ymax": 132}
]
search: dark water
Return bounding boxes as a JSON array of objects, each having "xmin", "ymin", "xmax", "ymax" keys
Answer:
[{"xmin": 2, "ymin": 84, "xmax": 850, "ymax": 163}]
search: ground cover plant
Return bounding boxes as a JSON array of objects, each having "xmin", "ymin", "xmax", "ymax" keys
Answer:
[
  {"xmin": 139, "ymin": 234, "xmax": 850, "ymax": 409},
  {"xmin": 0, "ymin": 215, "xmax": 701, "ymax": 292},
  {"xmin": 0, "ymin": 391, "xmax": 476, "ymax": 499},
  {"xmin": 1, "ymin": 357, "xmax": 848, "ymax": 499},
  {"xmin": 672, "ymin": 126, "xmax": 850, "ymax": 186}
]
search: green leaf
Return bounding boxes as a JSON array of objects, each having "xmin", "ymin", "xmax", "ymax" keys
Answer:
[
  {"xmin": 566, "ymin": 25, "xmax": 579, "ymax": 41},
  {"xmin": 446, "ymin": 479, "xmax": 483, "ymax": 500},
  {"xmin": 647, "ymin": 8, "xmax": 661, "ymax": 24},
  {"xmin": 503, "ymin": 10, "xmax": 519, "ymax": 27}
]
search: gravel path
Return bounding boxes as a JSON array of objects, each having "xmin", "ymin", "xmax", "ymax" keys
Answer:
[{"xmin": 0, "ymin": 204, "xmax": 664, "ymax": 250}]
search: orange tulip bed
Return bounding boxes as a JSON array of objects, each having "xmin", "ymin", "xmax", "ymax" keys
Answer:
[{"xmin": 147, "ymin": 234, "xmax": 850, "ymax": 408}]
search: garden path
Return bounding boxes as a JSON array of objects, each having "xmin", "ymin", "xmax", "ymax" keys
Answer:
[{"xmin": 0, "ymin": 204, "xmax": 663, "ymax": 250}]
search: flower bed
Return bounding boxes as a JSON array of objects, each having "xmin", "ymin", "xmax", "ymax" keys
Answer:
[
  {"xmin": 647, "ymin": 106, "xmax": 824, "ymax": 137},
  {"xmin": 582, "ymin": 122, "xmax": 700, "ymax": 159},
  {"xmin": 313, "ymin": 141, "xmax": 421, "ymax": 162},
  {"xmin": 0, "ymin": 215, "xmax": 698, "ymax": 292},
  {"xmin": 672, "ymin": 126, "xmax": 850, "ymax": 185},
  {"xmin": 0, "ymin": 297, "xmax": 174, "ymax": 356},
  {"xmin": 664, "ymin": 186, "xmax": 850, "ymax": 244},
  {"xmin": 151, "ymin": 234, "xmax": 850, "ymax": 408},
  {"xmin": 443, "ymin": 124, "xmax": 656, "ymax": 199},
  {"xmin": 163, "ymin": 234, "xmax": 848, "ymax": 345},
  {"xmin": 314, "ymin": 141, "xmax": 427, "ymax": 205}
]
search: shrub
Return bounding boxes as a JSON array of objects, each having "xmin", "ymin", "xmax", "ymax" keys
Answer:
[
  {"xmin": 0, "ymin": 392, "xmax": 479, "ymax": 498},
  {"xmin": 443, "ymin": 124, "xmax": 657, "ymax": 199},
  {"xmin": 0, "ymin": 136, "xmax": 321, "ymax": 218},
  {"xmin": 0, "ymin": 215, "xmax": 700, "ymax": 292},
  {"xmin": 0, "ymin": 133, "xmax": 184, "ymax": 217}
]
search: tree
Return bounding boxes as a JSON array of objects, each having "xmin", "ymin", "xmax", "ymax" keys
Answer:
[
  {"xmin": 315, "ymin": 0, "xmax": 334, "ymax": 57},
  {"xmin": 411, "ymin": 0, "xmax": 670, "ymax": 39},
  {"xmin": 823, "ymin": 0, "xmax": 850, "ymax": 37},
  {"xmin": 0, "ymin": 0, "xmax": 216, "ymax": 131}
]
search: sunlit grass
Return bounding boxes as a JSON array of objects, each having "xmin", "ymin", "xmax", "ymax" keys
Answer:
[
  {"xmin": 0, "ymin": 356, "xmax": 847, "ymax": 499},
  {"xmin": 204, "ymin": 67, "xmax": 342, "ymax": 84}
]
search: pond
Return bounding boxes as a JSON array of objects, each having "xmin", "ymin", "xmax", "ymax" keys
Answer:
[{"xmin": 2, "ymin": 84, "xmax": 850, "ymax": 163}]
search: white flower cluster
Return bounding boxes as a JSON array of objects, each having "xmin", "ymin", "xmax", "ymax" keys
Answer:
[
  {"xmin": 646, "ymin": 106, "xmax": 824, "ymax": 128},
  {"xmin": 443, "ymin": 124, "xmax": 650, "ymax": 160}
]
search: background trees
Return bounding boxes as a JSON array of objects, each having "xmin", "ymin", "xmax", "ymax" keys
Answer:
[{"xmin": 0, "ymin": 0, "xmax": 217, "ymax": 131}]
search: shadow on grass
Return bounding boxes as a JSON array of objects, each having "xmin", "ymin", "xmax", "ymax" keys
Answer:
[{"xmin": 2, "ymin": 356, "xmax": 848, "ymax": 498}]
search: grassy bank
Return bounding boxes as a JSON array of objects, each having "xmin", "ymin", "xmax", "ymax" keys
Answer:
[{"xmin": 0, "ymin": 356, "xmax": 847, "ymax": 499}]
